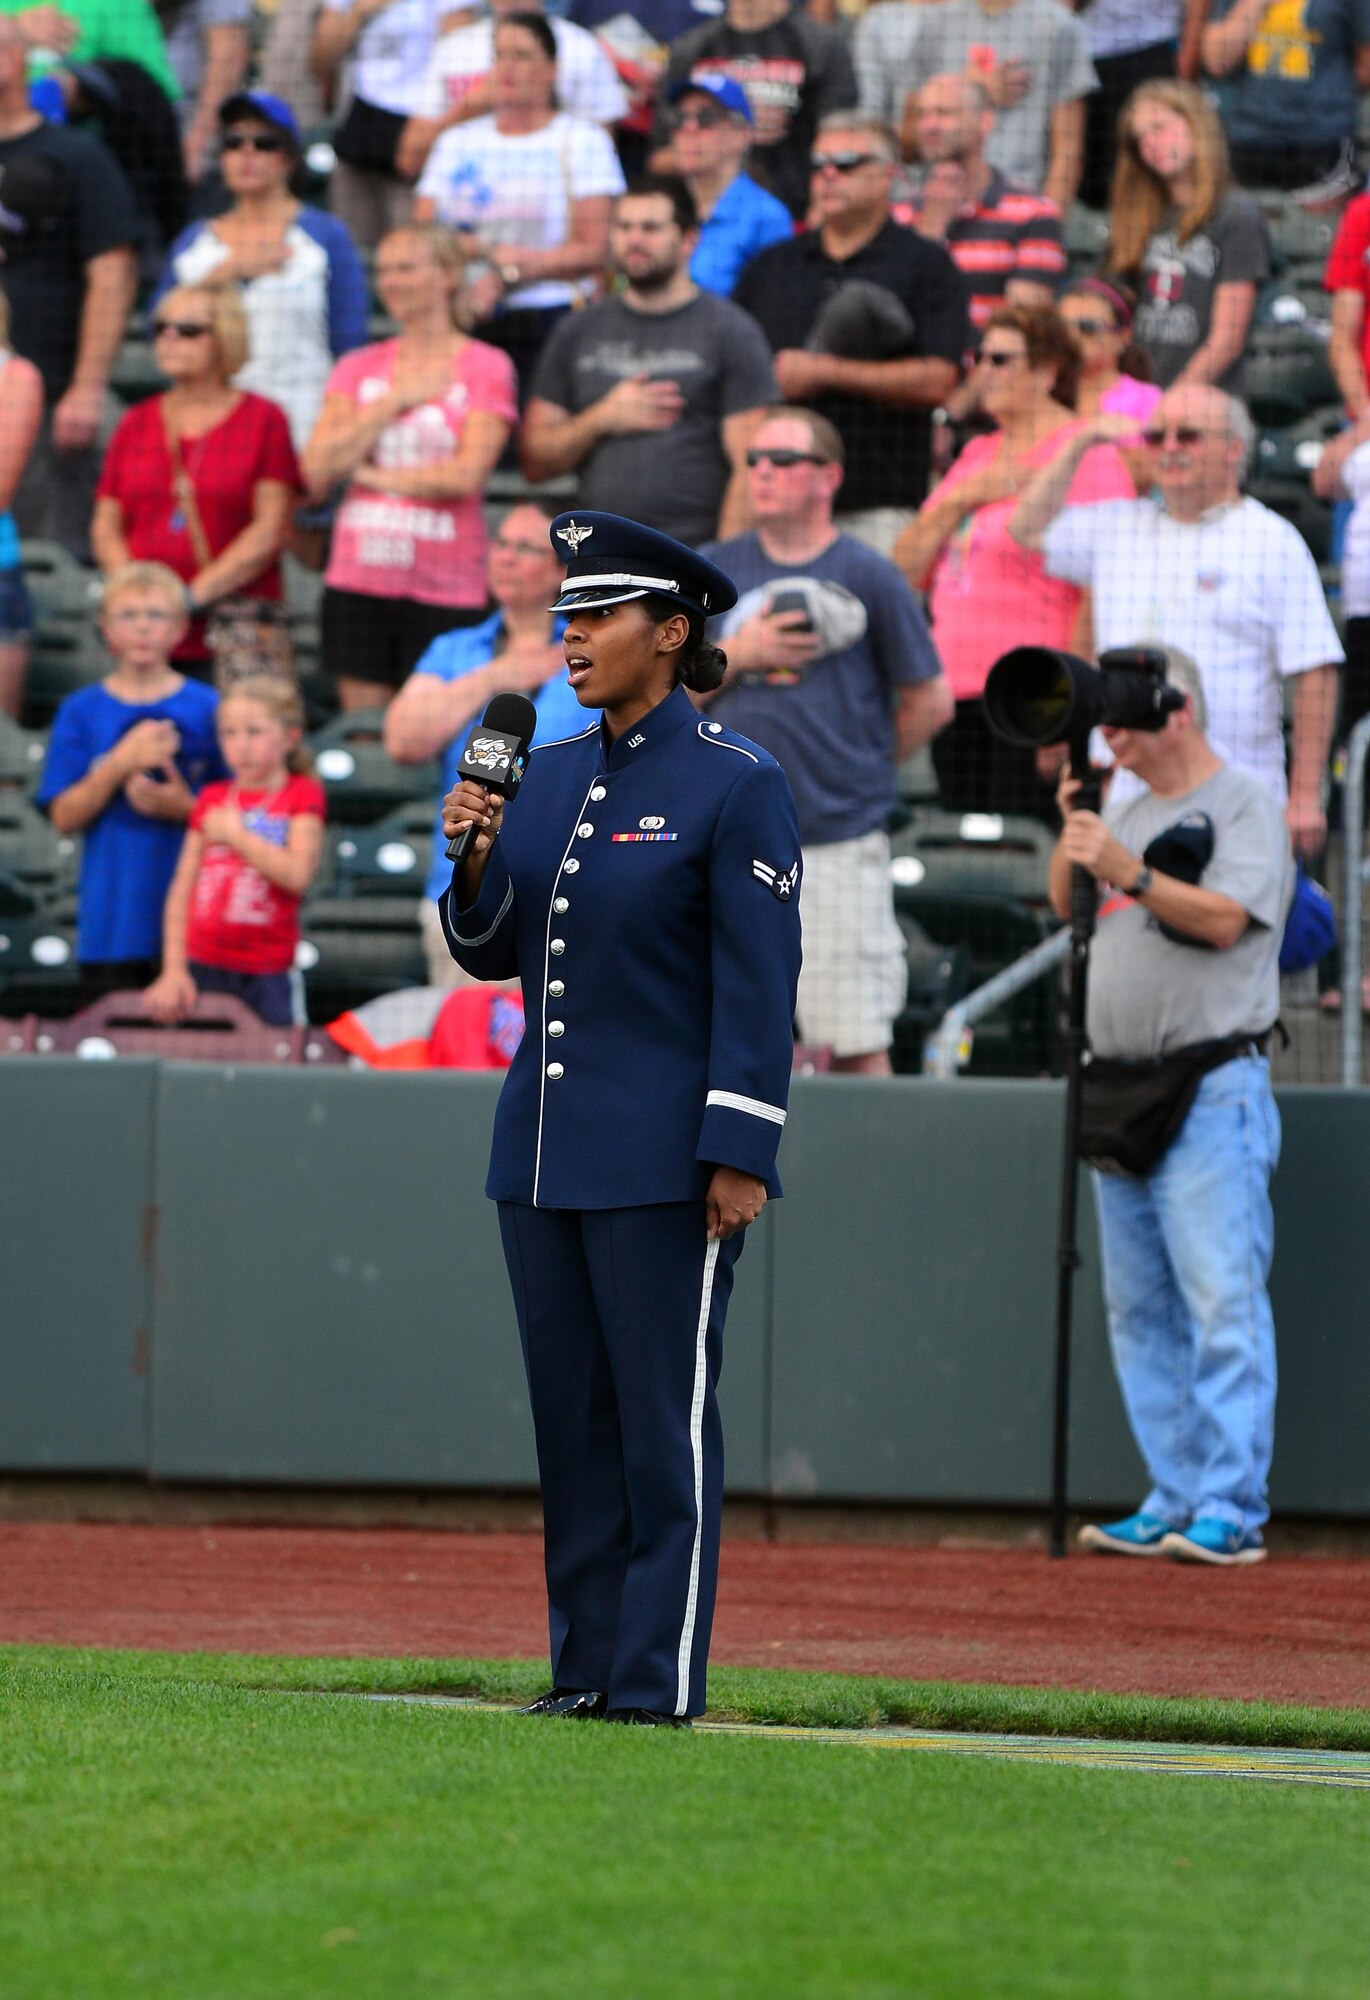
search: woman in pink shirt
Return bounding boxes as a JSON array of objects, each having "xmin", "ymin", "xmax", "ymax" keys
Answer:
[
  {"xmin": 1060, "ymin": 277, "xmax": 1161, "ymax": 491},
  {"xmin": 895, "ymin": 303, "xmax": 1134, "ymax": 817},
  {"xmin": 302, "ymin": 223, "xmax": 518, "ymax": 711}
]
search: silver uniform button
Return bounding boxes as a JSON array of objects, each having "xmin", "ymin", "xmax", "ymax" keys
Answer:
[
  {"xmin": 563, "ymin": 859, "xmax": 580, "ymax": 875},
  {"xmin": 548, "ymin": 980, "xmax": 564, "ymax": 998},
  {"xmin": 577, "ymin": 822, "xmax": 594, "ymax": 838},
  {"xmin": 548, "ymin": 1020, "xmax": 565, "ymax": 1038},
  {"xmin": 546, "ymin": 1062, "xmax": 564, "ymax": 1080},
  {"xmin": 550, "ymin": 938, "xmax": 565, "ymax": 955},
  {"xmin": 590, "ymin": 785, "xmax": 606, "ymax": 801},
  {"xmin": 553, "ymin": 896, "xmax": 568, "ymax": 914},
  {"xmin": 708, "ymin": 723, "xmax": 723, "ymax": 734}
]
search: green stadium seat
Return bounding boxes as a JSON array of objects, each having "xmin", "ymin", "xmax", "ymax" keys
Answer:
[
  {"xmin": 333, "ymin": 819, "xmax": 433, "ymax": 897},
  {"xmin": 0, "ymin": 795, "xmax": 79, "ymax": 897},
  {"xmin": 109, "ymin": 336, "xmax": 165, "ymax": 407},
  {"xmin": 21, "ymin": 540, "xmax": 101, "ymax": 624},
  {"xmin": 1243, "ymin": 331, "xmax": 1339, "ymax": 425},
  {"xmin": 1063, "ymin": 202, "xmax": 1108, "ymax": 262},
  {"xmin": 307, "ymin": 708, "xmax": 440, "ymax": 825},
  {"xmin": 888, "ymin": 806, "xmax": 1055, "ymax": 904},
  {"xmin": 296, "ymin": 894, "xmax": 427, "ymax": 1018},
  {"xmin": 1246, "ymin": 478, "xmax": 1333, "ymax": 564},
  {"xmin": 890, "ymin": 905, "xmax": 970, "ymax": 1074},
  {"xmin": 0, "ymin": 871, "xmax": 78, "ymax": 1018},
  {"xmin": 1265, "ymin": 204, "xmax": 1339, "ymax": 270},
  {"xmin": 1255, "ymin": 277, "xmax": 1331, "ymax": 332},
  {"xmin": 891, "ymin": 883, "xmax": 1060, "ymax": 1075},
  {"xmin": 1254, "ymin": 405, "xmax": 1343, "ymax": 484},
  {"xmin": 0, "ymin": 714, "xmax": 47, "ymax": 793},
  {"xmin": 23, "ymin": 623, "xmax": 107, "ymax": 728}
]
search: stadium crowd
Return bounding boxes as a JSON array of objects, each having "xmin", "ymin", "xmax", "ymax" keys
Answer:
[{"xmin": 0, "ymin": 0, "xmax": 1361, "ymax": 1064}]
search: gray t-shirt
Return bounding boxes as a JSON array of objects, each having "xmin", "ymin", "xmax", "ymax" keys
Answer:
[
  {"xmin": 1087, "ymin": 762, "xmax": 1293, "ymax": 1061},
  {"xmin": 1130, "ymin": 193, "xmax": 1271, "ymax": 392},
  {"xmin": 166, "ymin": 0, "xmax": 252, "ymax": 114},
  {"xmin": 898, "ymin": 0, "xmax": 1097, "ymax": 192},
  {"xmin": 530, "ymin": 289, "xmax": 777, "ymax": 547}
]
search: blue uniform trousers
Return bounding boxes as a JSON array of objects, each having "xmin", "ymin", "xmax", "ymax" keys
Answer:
[{"xmin": 498, "ymin": 1199, "xmax": 745, "ymax": 1717}]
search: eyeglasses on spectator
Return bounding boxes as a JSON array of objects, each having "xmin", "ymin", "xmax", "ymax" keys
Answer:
[
  {"xmin": 810, "ymin": 151, "xmax": 880, "ymax": 175},
  {"xmin": 222, "ymin": 131, "xmax": 287, "ymax": 153},
  {"xmin": 1141, "ymin": 425, "xmax": 1219, "ymax": 447},
  {"xmin": 746, "ymin": 447, "xmax": 826, "ymax": 468},
  {"xmin": 152, "ymin": 319, "xmax": 214, "ymax": 339},
  {"xmin": 672, "ymin": 106, "xmax": 730, "ymax": 131}
]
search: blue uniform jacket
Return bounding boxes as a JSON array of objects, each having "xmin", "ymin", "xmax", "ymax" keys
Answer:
[{"xmin": 440, "ymin": 684, "xmax": 803, "ymax": 1210}]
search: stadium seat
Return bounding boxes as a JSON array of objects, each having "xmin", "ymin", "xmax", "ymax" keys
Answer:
[
  {"xmin": 891, "ymin": 882, "xmax": 1060, "ymax": 1074},
  {"xmin": 1246, "ymin": 478, "xmax": 1334, "ymax": 564},
  {"xmin": 296, "ymin": 895, "xmax": 427, "ymax": 1017},
  {"xmin": 1254, "ymin": 277, "xmax": 1331, "ymax": 333},
  {"xmin": 888, "ymin": 807, "xmax": 1056, "ymax": 904},
  {"xmin": 0, "ymin": 714, "xmax": 47, "ymax": 794},
  {"xmin": 109, "ymin": 336, "xmax": 165, "ymax": 407},
  {"xmin": 0, "ymin": 871, "xmax": 78, "ymax": 1018},
  {"xmin": 21, "ymin": 540, "xmax": 100, "ymax": 625},
  {"xmin": 1254, "ymin": 405, "xmax": 1343, "ymax": 484},
  {"xmin": 333, "ymin": 801, "xmax": 435, "ymax": 897},
  {"xmin": 890, "ymin": 905, "xmax": 970, "ymax": 1074},
  {"xmin": 1243, "ymin": 331, "xmax": 1339, "ymax": 425},
  {"xmin": 0, "ymin": 795, "xmax": 79, "ymax": 898},
  {"xmin": 23, "ymin": 623, "xmax": 108, "ymax": 728},
  {"xmin": 306, "ymin": 709, "xmax": 440, "ymax": 825},
  {"xmin": 1265, "ymin": 203, "xmax": 1340, "ymax": 271},
  {"xmin": 1062, "ymin": 202, "xmax": 1108, "ymax": 266}
]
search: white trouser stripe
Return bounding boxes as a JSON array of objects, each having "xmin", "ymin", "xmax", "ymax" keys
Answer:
[
  {"xmin": 705, "ymin": 1088, "xmax": 787, "ymax": 1127},
  {"xmin": 675, "ymin": 1234, "xmax": 720, "ymax": 1717}
]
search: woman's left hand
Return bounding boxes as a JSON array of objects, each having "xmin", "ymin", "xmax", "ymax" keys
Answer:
[{"xmin": 706, "ymin": 1166, "xmax": 767, "ymax": 1241}]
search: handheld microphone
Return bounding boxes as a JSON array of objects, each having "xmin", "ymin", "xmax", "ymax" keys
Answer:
[{"xmin": 445, "ymin": 692, "xmax": 538, "ymax": 865}]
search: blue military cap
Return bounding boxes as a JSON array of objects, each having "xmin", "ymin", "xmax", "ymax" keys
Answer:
[{"xmin": 548, "ymin": 511, "xmax": 738, "ymax": 623}]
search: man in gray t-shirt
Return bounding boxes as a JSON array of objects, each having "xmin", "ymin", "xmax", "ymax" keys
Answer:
[
  {"xmin": 1049, "ymin": 657, "xmax": 1291, "ymax": 1568},
  {"xmin": 522, "ymin": 176, "xmax": 778, "ymax": 548},
  {"xmin": 892, "ymin": 0, "xmax": 1096, "ymax": 208}
]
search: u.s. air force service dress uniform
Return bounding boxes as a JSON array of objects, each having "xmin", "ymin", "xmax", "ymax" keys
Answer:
[{"xmin": 441, "ymin": 514, "xmax": 803, "ymax": 1720}]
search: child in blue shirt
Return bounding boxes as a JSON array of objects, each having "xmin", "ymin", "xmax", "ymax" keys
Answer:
[{"xmin": 37, "ymin": 561, "xmax": 226, "ymax": 1004}]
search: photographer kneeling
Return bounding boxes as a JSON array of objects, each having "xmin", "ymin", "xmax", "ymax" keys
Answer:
[{"xmin": 1050, "ymin": 653, "xmax": 1292, "ymax": 1567}]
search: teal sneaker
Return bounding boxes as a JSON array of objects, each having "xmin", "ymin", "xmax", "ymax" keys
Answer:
[
  {"xmin": 1078, "ymin": 1511, "xmax": 1174, "ymax": 1556},
  {"xmin": 1161, "ymin": 1519, "xmax": 1267, "ymax": 1566}
]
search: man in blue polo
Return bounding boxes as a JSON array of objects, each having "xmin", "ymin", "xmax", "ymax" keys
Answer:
[{"xmin": 666, "ymin": 73, "xmax": 793, "ymax": 297}]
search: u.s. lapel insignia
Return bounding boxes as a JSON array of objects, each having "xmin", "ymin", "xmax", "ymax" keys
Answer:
[
  {"xmin": 753, "ymin": 859, "xmax": 798, "ymax": 900},
  {"xmin": 556, "ymin": 518, "xmax": 593, "ymax": 554}
]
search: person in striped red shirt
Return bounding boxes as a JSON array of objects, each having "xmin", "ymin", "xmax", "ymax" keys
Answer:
[{"xmin": 903, "ymin": 73, "xmax": 1065, "ymax": 337}]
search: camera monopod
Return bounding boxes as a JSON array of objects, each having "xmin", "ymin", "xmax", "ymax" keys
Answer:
[{"xmin": 983, "ymin": 646, "xmax": 1184, "ymax": 1557}]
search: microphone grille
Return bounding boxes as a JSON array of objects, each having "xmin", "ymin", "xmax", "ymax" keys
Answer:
[{"xmin": 482, "ymin": 693, "xmax": 539, "ymax": 743}]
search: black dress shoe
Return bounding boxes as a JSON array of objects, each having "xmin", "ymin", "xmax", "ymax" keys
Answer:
[
  {"xmin": 518, "ymin": 1687, "xmax": 607, "ymax": 1718},
  {"xmin": 604, "ymin": 1707, "xmax": 692, "ymax": 1728}
]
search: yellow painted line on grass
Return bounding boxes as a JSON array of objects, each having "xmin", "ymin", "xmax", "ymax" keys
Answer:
[{"xmin": 354, "ymin": 1695, "xmax": 1370, "ymax": 1790}]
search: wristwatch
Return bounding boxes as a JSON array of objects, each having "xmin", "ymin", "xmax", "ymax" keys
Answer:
[{"xmin": 1129, "ymin": 864, "xmax": 1154, "ymax": 899}]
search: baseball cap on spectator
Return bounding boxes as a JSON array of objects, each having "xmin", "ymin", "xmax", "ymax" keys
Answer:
[
  {"xmin": 667, "ymin": 75, "xmax": 753, "ymax": 125},
  {"xmin": 219, "ymin": 90, "xmax": 301, "ymax": 149}
]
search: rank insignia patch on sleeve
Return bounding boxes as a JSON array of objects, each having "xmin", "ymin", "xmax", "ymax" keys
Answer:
[{"xmin": 753, "ymin": 859, "xmax": 799, "ymax": 900}]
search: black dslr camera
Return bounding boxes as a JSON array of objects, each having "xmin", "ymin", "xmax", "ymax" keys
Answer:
[{"xmin": 983, "ymin": 644, "xmax": 1187, "ymax": 752}]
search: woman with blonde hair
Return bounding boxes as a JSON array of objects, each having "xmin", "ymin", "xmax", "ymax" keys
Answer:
[
  {"xmin": 0, "ymin": 285, "xmax": 42, "ymax": 716},
  {"xmin": 92, "ymin": 283, "xmax": 300, "ymax": 676},
  {"xmin": 302, "ymin": 222, "xmax": 517, "ymax": 711},
  {"xmin": 1104, "ymin": 78, "xmax": 1269, "ymax": 394}
]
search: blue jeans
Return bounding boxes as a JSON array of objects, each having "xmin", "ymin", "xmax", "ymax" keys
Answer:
[{"xmin": 1091, "ymin": 1055, "xmax": 1280, "ymax": 1535}]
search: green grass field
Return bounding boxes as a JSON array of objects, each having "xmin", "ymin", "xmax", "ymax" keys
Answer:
[{"xmin": 3, "ymin": 1647, "xmax": 1368, "ymax": 1999}]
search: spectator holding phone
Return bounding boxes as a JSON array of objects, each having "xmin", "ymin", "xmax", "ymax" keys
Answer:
[
  {"xmin": 35, "ymin": 560, "xmax": 226, "ymax": 1006},
  {"xmin": 700, "ymin": 405, "xmax": 951, "ymax": 1074}
]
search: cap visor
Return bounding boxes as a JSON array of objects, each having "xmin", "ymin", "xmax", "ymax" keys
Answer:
[{"xmin": 549, "ymin": 584, "xmax": 652, "ymax": 615}]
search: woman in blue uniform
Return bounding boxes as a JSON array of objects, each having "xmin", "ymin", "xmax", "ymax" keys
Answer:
[{"xmin": 441, "ymin": 511, "xmax": 802, "ymax": 1726}]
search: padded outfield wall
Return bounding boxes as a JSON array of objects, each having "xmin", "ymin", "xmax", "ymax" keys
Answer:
[{"xmin": 1, "ymin": 1063, "xmax": 1366, "ymax": 1516}]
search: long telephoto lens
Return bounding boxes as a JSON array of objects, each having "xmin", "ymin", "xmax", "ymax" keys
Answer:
[{"xmin": 984, "ymin": 646, "xmax": 1187, "ymax": 748}]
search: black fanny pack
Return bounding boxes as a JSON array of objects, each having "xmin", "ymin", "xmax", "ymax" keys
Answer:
[
  {"xmin": 333, "ymin": 95, "xmax": 407, "ymax": 174},
  {"xmin": 1079, "ymin": 1032, "xmax": 1268, "ymax": 1178}
]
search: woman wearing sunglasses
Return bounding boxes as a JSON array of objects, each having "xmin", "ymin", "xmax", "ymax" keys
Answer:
[
  {"xmin": 153, "ymin": 91, "xmax": 369, "ymax": 453},
  {"xmin": 895, "ymin": 303, "xmax": 1133, "ymax": 816},
  {"xmin": 92, "ymin": 285, "xmax": 300, "ymax": 675},
  {"xmin": 1059, "ymin": 277, "xmax": 1160, "ymax": 491}
]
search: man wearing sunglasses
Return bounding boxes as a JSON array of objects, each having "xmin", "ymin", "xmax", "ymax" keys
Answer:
[
  {"xmin": 664, "ymin": 75, "xmax": 791, "ymax": 298},
  {"xmin": 732, "ymin": 112, "xmax": 968, "ymax": 556},
  {"xmin": 699, "ymin": 405, "xmax": 951, "ymax": 1074},
  {"xmin": 1008, "ymin": 384, "xmax": 1343, "ymax": 859}
]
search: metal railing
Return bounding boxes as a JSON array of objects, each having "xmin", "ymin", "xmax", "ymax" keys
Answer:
[
  {"xmin": 922, "ymin": 927, "xmax": 1070, "ymax": 1077},
  {"xmin": 1341, "ymin": 713, "xmax": 1370, "ymax": 1087}
]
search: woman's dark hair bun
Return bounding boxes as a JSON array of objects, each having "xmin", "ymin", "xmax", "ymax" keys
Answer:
[{"xmin": 679, "ymin": 639, "xmax": 728, "ymax": 694}]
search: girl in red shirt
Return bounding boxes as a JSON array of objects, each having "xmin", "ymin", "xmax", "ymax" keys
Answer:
[{"xmin": 145, "ymin": 676, "xmax": 325, "ymax": 1026}]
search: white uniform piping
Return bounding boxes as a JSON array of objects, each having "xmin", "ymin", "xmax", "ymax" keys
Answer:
[
  {"xmin": 696, "ymin": 723, "xmax": 759, "ymax": 763},
  {"xmin": 705, "ymin": 1089, "xmax": 787, "ymax": 1127},
  {"xmin": 676, "ymin": 1234, "xmax": 720, "ymax": 1715},
  {"xmin": 446, "ymin": 879, "xmax": 513, "ymax": 949}
]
